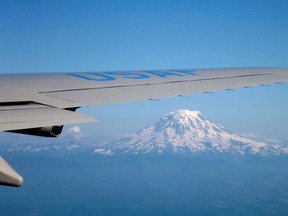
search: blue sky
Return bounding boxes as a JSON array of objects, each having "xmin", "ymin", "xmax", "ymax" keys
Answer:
[{"xmin": 0, "ymin": 0, "xmax": 288, "ymax": 143}]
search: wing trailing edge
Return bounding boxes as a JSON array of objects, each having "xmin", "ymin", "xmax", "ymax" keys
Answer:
[{"xmin": 0, "ymin": 102, "xmax": 96, "ymax": 133}]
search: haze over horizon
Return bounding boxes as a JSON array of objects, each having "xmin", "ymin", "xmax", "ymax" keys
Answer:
[{"xmin": 1, "ymin": 109, "xmax": 287, "ymax": 156}]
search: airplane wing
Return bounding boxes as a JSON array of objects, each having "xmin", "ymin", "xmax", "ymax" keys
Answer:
[
  {"xmin": 1, "ymin": 67, "xmax": 288, "ymax": 136},
  {"xmin": 1, "ymin": 67, "xmax": 288, "ymax": 187}
]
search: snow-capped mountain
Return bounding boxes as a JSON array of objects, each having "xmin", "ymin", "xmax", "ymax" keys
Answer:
[{"xmin": 97, "ymin": 109, "xmax": 288, "ymax": 156}]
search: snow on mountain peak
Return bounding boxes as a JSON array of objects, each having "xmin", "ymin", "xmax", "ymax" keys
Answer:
[
  {"xmin": 169, "ymin": 109, "xmax": 202, "ymax": 118},
  {"xmin": 152, "ymin": 109, "xmax": 223, "ymax": 140},
  {"xmin": 164, "ymin": 109, "xmax": 204, "ymax": 124},
  {"xmin": 97, "ymin": 109, "xmax": 288, "ymax": 156}
]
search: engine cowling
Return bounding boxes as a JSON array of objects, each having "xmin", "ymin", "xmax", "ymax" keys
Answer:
[{"xmin": 9, "ymin": 125, "xmax": 64, "ymax": 137}]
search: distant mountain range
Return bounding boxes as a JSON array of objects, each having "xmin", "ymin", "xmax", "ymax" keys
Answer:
[
  {"xmin": 95, "ymin": 109, "xmax": 288, "ymax": 156},
  {"xmin": 1, "ymin": 109, "xmax": 287, "ymax": 156}
]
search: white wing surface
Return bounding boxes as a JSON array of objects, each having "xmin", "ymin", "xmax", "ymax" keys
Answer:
[{"xmin": 0, "ymin": 67, "xmax": 288, "ymax": 134}]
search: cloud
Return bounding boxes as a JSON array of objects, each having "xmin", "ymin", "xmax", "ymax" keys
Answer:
[
  {"xmin": 65, "ymin": 126, "xmax": 87, "ymax": 141},
  {"xmin": 238, "ymin": 133, "xmax": 282, "ymax": 145},
  {"xmin": 68, "ymin": 126, "xmax": 82, "ymax": 134},
  {"xmin": 263, "ymin": 138, "xmax": 282, "ymax": 145}
]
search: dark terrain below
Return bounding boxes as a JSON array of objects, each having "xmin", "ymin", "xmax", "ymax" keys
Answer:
[{"xmin": 1, "ymin": 153, "xmax": 288, "ymax": 216}]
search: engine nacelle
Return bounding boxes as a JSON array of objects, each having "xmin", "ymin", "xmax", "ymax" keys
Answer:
[{"xmin": 9, "ymin": 125, "xmax": 64, "ymax": 137}]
